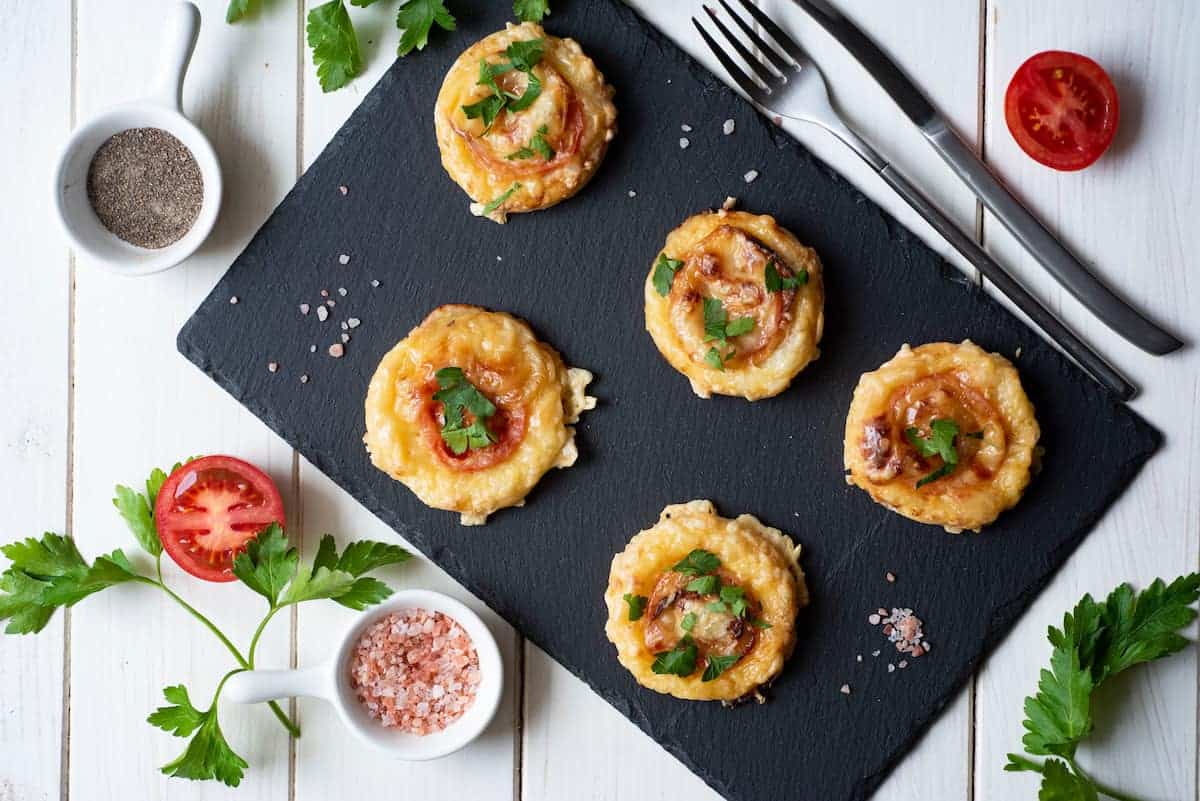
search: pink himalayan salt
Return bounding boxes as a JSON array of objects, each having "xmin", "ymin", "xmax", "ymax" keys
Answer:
[{"xmin": 349, "ymin": 609, "xmax": 481, "ymax": 736}]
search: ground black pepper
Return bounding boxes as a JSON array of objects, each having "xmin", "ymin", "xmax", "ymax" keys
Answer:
[{"xmin": 86, "ymin": 127, "xmax": 203, "ymax": 249}]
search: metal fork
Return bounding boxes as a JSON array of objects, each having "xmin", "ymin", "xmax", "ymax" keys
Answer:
[{"xmin": 694, "ymin": 0, "xmax": 1135, "ymax": 401}]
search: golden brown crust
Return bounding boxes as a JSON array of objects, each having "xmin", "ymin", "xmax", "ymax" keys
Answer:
[
  {"xmin": 644, "ymin": 210, "xmax": 824, "ymax": 400},
  {"xmin": 363, "ymin": 305, "xmax": 594, "ymax": 525},
  {"xmin": 604, "ymin": 500, "xmax": 807, "ymax": 702},
  {"xmin": 843, "ymin": 341, "xmax": 1040, "ymax": 532},
  {"xmin": 434, "ymin": 23, "xmax": 617, "ymax": 223}
]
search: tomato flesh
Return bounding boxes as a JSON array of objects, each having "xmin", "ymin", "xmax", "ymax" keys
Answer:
[
  {"xmin": 1004, "ymin": 50, "xmax": 1119, "ymax": 171},
  {"xmin": 155, "ymin": 455, "xmax": 285, "ymax": 582}
]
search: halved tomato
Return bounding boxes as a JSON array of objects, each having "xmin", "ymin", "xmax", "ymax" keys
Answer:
[
  {"xmin": 154, "ymin": 455, "xmax": 285, "ymax": 582},
  {"xmin": 1004, "ymin": 50, "xmax": 1119, "ymax": 171}
]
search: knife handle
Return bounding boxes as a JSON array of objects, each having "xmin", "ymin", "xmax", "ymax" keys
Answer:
[
  {"xmin": 876, "ymin": 163, "xmax": 1137, "ymax": 401},
  {"xmin": 923, "ymin": 121, "xmax": 1183, "ymax": 356}
]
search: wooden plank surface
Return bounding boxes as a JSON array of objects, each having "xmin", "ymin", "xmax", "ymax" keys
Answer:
[
  {"xmin": 974, "ymin": 3, "xmax": 1200, "ymax": 800},
  {"xmin": 0, "ymin": 3, "xmax": 72, "ymax": 801},
  {"xmin": 2, "ymin": 2, "xmax": 1198, "ymax": 800}
]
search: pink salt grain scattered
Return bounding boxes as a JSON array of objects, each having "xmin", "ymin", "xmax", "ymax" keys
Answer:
[{"xmin": 349, "ymin": 609, "xmax": 481, "ymax": 736}]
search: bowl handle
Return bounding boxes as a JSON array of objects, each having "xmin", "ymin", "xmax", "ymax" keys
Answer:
[
  {"xmin": 224, "ymin": 665, "xmax": 334, "ymax": 705},
  {"xmin": 149, "ymin": 1, "xmax": 201, "ymax": 112}
]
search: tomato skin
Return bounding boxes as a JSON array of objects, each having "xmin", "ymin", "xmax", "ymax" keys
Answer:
[
  {"xmin": 154, "ymin": 455, "xmax": 286, "ymax": 582},
  {"xmin": 1004, "ymin": 50, "xmax": 1120, "ymax": 171}
]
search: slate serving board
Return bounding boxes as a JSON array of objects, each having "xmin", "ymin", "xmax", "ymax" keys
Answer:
[{"xmin": 177, "ymin": 2, "xmax": 1160, "ymax": 799}]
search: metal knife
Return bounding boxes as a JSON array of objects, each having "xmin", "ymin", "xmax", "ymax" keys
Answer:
[{"xmin": 790, "ymin": 0, "xmax": 1184, "ymax": 356}]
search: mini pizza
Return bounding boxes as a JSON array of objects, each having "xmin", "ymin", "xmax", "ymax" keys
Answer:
[
  {"xmin": 434, "ymin": 22, "xmax": 617, "ymax": 223},
  {"xmin": 364, "ymin": 305, "xmax": 595, "ymax": 525},
  {"xmin": 843, "ymin": 341, "xmax": 1041, "ymax": 533},
  {"xmin": 644, "ymin": 210, "xmax": 824, "ymax": 400},
  {"xmin": 604, "ymin": 500, "xmax": 808, "ymax": 703}
]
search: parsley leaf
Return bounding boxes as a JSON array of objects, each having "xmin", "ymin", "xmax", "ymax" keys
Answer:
[
  {"xmin": 750, "ymin": 618, "xmax": 772, "ymax": 629},
  {"xmin": 280, "ymin": 564, "xmax": 358, "ymax": 605},
  {"xmin": 432, "ymin": 367, "xmax": 499, "ymax": 453},
  {"xmin": 1094, "ymin": 575, "xmax": 1200, "ymax": 682},
  {"xmin": 112, "ymin": 483, "xmax": 162, "ymax": 557},
  {"xmin": 702, "ymin": 653, "xmax": 739, "ymax": 682},
  {"xmin": 231, "ymin": 524, "xmax": 297, "ymax": 607},
  {"xmin": 672, "ymin": 549, "xmax": 720, "ymax": 576},
  {"xmin": 311, "ymin": 535, "xmax": 410, "ymax": 610},
  {"xmin": 680, "ymin": 612, "xmax": 697, "ymax": 632},
  {"xmin": 507, "ymin": 125, "xmax": 555, "ymax": 161},
  {"xmin": 651, "ymin": 637, "xmax": 697, "ymax": 677},
  {"xmin": 463, "ymin": 93, "xmax": 508, "ymax": 130},
  {"xmin": 623, "ymin": 593, "xmax": 647, "ymax": 621},
  {"xmin": 307, "ymin": 0, "xmax": 363, "ymax": 93},
  {"xmin": 720, "ymin": 585, "xmax": 749, "ymax": 618},
  {"xmin": 225, "ymin": 0, "xmax": 254, "ymax": 24},
  {"xmin": 904, "ymin": 418, "xmax": 965, "ymax": 488},
  {"xmin": 764, "ymin": 260, "xmax": 808, "ymax": 292},
  {"xmin": 505, "ymin": 39, "xmax": 545, "ymax": 71},
  {"xmin": 686, "ymin": 575, "xmax": 720, "ymax": 595},
  {"xmin": 652, "ymin": 253, "xmax": 684, "ymax": 296},
  {"xmin": 1038, "ymin": 759, "xmax": 1099, "ymax": 801},
  {"xmin": 1021, "ymin": 639, "xmax": 1093, "ymax": 757},
  {"xmin": 513, "ymin": 0, "xmax": 550, "ymax": 22},
  {"xmin": 396, "ymin": 0, "xmax": 457, "ymax": 57},
  {"xmin": 0, "ymin": 570, "xmax": 55, "ymax": 634},
  {"xmin": 700, "ymin": 297, "xmax": 754, "ymax": 369},
  {"xmin": 153, "ymin": 684, "xmax": 249, "ymax": 787},
  {"xmin": 480, "ymin": 183, "xmax": 522, "ymax": 217}
]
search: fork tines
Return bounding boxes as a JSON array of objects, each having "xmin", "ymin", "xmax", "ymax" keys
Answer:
[{"xmin": 694, "ymin": 0, "xmax": 804, "ymax": 102}]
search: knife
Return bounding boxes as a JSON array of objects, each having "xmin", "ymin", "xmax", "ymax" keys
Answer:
[{"xmin": 790, "ymin": 0, "xmax": 1183, "ymax": 356}]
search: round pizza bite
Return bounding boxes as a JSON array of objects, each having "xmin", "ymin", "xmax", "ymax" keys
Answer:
[
  {"xmin": 434, "ymin": 22, "xmax": 617, "ymax": 223},
  {"xmin": 644, "ymin": 210, "xmax": 824, "ymax": 400},
  {"xmin": 843, "ymin": 341, "xmax": 1041, "ymax": 533},
  {"xmin": 363, "ymin": 305, "xmax": 595, "ymax": 526},
  {"xmin": 604, "ymin": 500, "xmax": 808, "ymax": 703}
]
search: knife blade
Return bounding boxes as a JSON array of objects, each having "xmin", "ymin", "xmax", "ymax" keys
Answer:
[{"xmin": 790, "ymin": 0, "xmax": 1183, "ymax": 356}]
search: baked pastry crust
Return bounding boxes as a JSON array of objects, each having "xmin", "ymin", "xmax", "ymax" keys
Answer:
[
  {"xmin": 604, "ymin": 500, "xmax": 807, "ymax": 702},
  {"xmin": 843, "ymin": 341, "xmax": 1040, "ymax": 533},
  {"xmin": 644, "ymin": 210, "xmax": 824, "ymax": 400},
  {"xmin": 364, "ymin": 305, "xmax": 594, "ymax": 525},
  {"xmin": 434, "ymin": 22, "xmax": 617, "ymax": 223}
]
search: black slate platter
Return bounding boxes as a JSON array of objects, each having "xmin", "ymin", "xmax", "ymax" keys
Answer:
[{"xmin": 178, "ymin": 2, "xmax": 1160, "ymax": 800}]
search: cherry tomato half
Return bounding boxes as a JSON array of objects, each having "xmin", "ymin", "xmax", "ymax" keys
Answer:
[
  {"xmin": 1004, "ymin": 50, "xmax": 1120, "ymax": 171},
  {"xmin": 154, "ymin": 455, "xmax": 285, "ymax": 582}
]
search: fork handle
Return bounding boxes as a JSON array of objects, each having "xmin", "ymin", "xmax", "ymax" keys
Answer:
[{"xmin": 874, "ymin": 163, "xmax": 1136, "ymax": 400}]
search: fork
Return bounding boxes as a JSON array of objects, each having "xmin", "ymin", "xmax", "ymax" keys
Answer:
[{"xmin": 693, "ymin": 0, "xmax": 1135, "ymax": 401}]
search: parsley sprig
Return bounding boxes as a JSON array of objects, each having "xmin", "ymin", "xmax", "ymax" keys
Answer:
[
  {"xmin": 513, "ymin": 0, "xmax": 550, "ymax": 21},
  {"xmin": 652, "ymin": 253, "xmax": 684, "ymax": 297},
  {"xmin": 1005, "ymin": 575, "xmax": 1200, "ymax": 801},
  {"xmin": 702, "ymin": 297, "xmax": 755, "ymax": 371},
  {"xmin": 507, "ymin": 125, "xmax": 556, "ymax": 161},
  {"xmin": 433, "ymin": 367, "xmax": 499, "ymax": 454},
  {"xmin": 764, "ymin": 259, "xmax": 808, "ymax": 292},
  {"xmin": 463, "ymin": 39, "xmax": 546, "ymax": 132},
  {"xmin": 904, "ymin": 418, "xmax": 982, "ymax": 488},
  {"xmin": 0, "ymin": 462, "xmax": 411, "ymax": 787}
]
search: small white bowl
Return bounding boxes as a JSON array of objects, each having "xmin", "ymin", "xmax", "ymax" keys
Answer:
[
  {"xmin": 224, "ymin": 590, "xmax": 504, "ymax": 761},
  {"xmin": 52, "ymin": 2, "xmax": 222, "ymax": 276}
]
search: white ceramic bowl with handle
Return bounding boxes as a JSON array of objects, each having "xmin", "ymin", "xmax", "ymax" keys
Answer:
[
  {"xmin": 224, "ymin": 589, "xmax": 504, "ymax": 760},
  {"xmin": 52, "ymin": 1, "xmax": 222, "ymax": 276}
]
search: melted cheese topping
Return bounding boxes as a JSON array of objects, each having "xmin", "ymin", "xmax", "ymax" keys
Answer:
[
  {"xmin": 843, "ymin": 341, "xmax": 1040, "ymax": 533},
  {"xmin": 604, "ymin": 500, "xmax": 808, "ymax": 702},
  {"xmin": 644, "ymin": 210, "xmax": 824, "ymax": 400},
  {"xmin": 434, "ymin": 22, "xmax": 617, "ymax": 223},
  {"xmin": 364, "ymin": 305, "xmax": 595, "ymax": 525}
]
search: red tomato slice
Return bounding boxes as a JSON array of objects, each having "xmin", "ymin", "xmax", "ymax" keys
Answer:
[
  {"xmin": 1004, "ymin": 50, "xmax": 1119, "ymax": 171},
  {"xmin": 154, "ymin": 455, "xmax": 285, "ymax": 582}
]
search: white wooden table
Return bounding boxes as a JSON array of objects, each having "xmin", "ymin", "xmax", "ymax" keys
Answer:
[{"xmin": 2, "ymin": 2, "xmax": 1197, "ymax": 799}]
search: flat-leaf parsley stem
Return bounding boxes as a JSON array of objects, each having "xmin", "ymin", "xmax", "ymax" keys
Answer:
[{"xmin": 154, "ymin": 555, "xmax": 301, "ymax": 738}]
